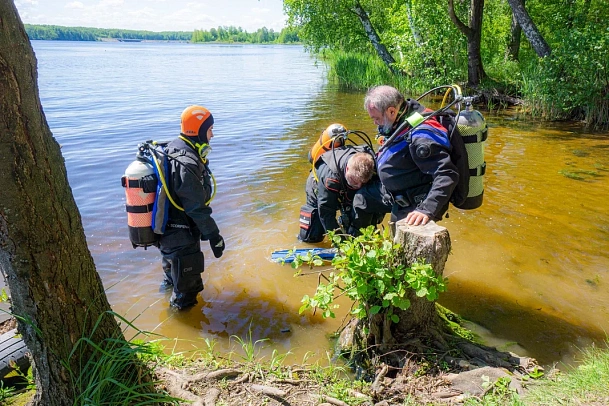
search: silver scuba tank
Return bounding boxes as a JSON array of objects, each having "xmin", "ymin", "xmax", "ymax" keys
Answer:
[
  {"xmin": 456, "ymin": 99, "xmax": 488, "ymax": 209},
  {"xmin": 121, "ymin": 145, "xmax": 159, "ymax": 249}
]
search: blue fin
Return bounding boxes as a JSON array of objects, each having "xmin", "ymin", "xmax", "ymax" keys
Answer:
[{"xmin": 271, "ymin": 248, "xmax": 337, "ymax": 263}]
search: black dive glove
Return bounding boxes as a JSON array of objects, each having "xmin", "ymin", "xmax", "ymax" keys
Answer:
[{"xmin": 208, "ymin": 234, "xmax": 225, "ymax": 258}]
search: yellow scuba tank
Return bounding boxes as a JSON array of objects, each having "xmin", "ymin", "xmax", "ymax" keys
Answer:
[
  {"xmin": 121, "ymin": 144, "xmax": 159, "ymax": 249},
  {"xmin": 456, "ymin": 98, "xmax": 488, "ymax": 209},
  {"xmin": 308, "ymin": 123, "xmax": 347, "ymax": 164}
]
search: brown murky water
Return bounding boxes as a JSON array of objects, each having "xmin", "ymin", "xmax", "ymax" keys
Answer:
[{"xmin": 29, "ymin": 41, "xmax": 609, "ymax": 368}]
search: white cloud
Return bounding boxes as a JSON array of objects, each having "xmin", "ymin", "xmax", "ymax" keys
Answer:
[
  {"xmin": 15, "ymin": 0, "xmax": 286, "ymax": 32},
  {"xmin": 99, "ymin": 0, "xmax": 125, "ymax": 6},
  {"xmin": 65, "ymin": 1, "xmax": 84, "ymax": 9}
]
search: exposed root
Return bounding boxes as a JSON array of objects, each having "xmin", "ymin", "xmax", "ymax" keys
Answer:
[
  {"xmin": 250, "ymin": 384, "xmax": 287, "ymax": 398},
  {"xmin": 314, "ymin": 394, "xmax": 350, "ymax": 406},
  {"xmin": 203, "ymin": 388, "xmax": 220, "ymax": 406},
  {"xmin": 371, "ymin": 363, "xmax": 389, "ymax": 396}
]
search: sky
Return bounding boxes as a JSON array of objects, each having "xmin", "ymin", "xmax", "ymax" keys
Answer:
[{"xmin": 14, "ymin": 0, "xmax": 288, "ymax": 33}]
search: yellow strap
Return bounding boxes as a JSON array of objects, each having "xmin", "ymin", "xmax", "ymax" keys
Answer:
[{"xmin": 150, "ymin": 150, "xmax": 184, "ymax": 211}]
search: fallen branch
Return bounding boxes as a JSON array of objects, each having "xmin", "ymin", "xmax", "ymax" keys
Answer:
[
  {"xmin": 273, "ymin": 378, "xmax": 303, "ymax": 385},
  {"xmin": 371, "ymin": 363, "xmax": 389, "ymax": 396},
  {"xmin": 230, "ymin": 372, "xmax": 250, "ymax": 384}
]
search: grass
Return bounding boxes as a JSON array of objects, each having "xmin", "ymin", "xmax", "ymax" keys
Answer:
[
  {"xmin": 67, "ymin": 312, "xmax": 181, "ymax": 405},
  {"xmin": 521, "ymin": 342, "xmax": 609, "ymax": 405},
  {"xmin": 322, "ymin": 49, "xmax": 426, "ymax": 95}
]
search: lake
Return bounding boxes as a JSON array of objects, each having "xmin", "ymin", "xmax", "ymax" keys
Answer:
[{"xmin": 26, "ymin": 40, "xmax": 609, "ymax": 367}]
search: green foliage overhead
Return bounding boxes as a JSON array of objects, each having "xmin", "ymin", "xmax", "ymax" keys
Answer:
[
  {"xmin": 283, "ymin": 0, "xmax": 392, "ymax": 53},
  {"xmin": 293, "ymin": 227, "xmax": 448, "ymax": 321},
  {"xmin": 285, "ymin": 0, "xmax": 609, "ymax": 127}
]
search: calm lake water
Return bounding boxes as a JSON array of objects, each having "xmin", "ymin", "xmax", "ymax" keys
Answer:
[{"xmin": 30, "ymin": 40, "xmax": 609, "ymax": 367}]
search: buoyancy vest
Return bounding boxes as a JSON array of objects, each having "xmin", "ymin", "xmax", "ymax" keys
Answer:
[
  {"xmin": 161, "ymin": 138, "xmax": 215, "ymax": 233},
  {"xmin": 377, "ymin": 116, "xmax": 448, "ymax": 195}
]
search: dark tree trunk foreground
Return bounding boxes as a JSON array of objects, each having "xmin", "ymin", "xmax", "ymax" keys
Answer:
[{"xmin": 0, "ymin": 1, "xmax": 127, "ymax": 403}]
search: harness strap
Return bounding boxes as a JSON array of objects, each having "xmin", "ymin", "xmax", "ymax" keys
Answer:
[
  {"xmin": 462, "ymin": 128, "xmax": 488, "ymax": 144},
  {"xmin": 470, "ymin": 163, "xmax": 486, "ymax": 177},
  {"xmin": 121, "ymin": 177, "xmax": 149, "ymax": 189},
  {"xmin": 126, "ymin": 203, "xmax": 154, "ymax": 213}
]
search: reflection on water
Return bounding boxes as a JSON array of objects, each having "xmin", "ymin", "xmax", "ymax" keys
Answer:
[{"xmin": 32, "ymin": 41, "xmax": 609, "ymax": 367}]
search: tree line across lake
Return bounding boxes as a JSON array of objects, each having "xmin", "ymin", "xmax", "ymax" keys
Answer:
[{"xmin": 24, "ymin": 23, "xmax": 300, "ymax": 44}]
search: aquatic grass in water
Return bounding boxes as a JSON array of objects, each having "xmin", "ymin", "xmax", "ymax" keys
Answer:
[
  {"xmin": 322, "ymin": 50, "xmax": 425, "ymax": 95},
  {"xmin": 559, "ymin": 169, "xmax": 602, "ymax": 181}
]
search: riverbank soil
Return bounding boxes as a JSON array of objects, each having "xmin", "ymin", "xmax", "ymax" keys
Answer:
[
  {"xmin": 0, "ymin": 316, "xmax": 540, "ymax": 404},
  {"xmin": 156, "ymin": 335, "xmax": 541, "ymax": 405}
]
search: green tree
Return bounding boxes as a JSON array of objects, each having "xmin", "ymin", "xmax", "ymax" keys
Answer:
[
  {"xmin": 448, "ymin": 0, "xmax": 487, "ymax": 85},
  {"xmin": 284, "ymin": 0, "xmax": 397, "ymax": 72}
]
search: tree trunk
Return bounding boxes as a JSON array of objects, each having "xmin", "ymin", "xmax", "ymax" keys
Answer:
[
  {"xmin": 448, "ymin": 0, "xmax": 487, "ymax": 85},
  {"xmin": 506, "ymin": 2, "xmax": 523, "ymax": 61},
  {"xmin": 0, "ymin": 2, "xmax": 127, "ymax": 403},
  {"xmin": 351, "ymin": 1, "xmax": 399, "ymax": 74},
  {"xmin": 389, "ymin": 221, "xmax": 451, "ymax": 342},
  {"xmin": 405, "ymin": 0, "xmax": 424, "ymax": 48},
  {"xmin": 506, "ymin": 0, "xmax": 551, "ymax": 58}
]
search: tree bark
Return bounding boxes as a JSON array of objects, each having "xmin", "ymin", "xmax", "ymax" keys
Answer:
[
  {"xmin": 405, "ymin": 0, "xmax": 423, "ymax": 48},
  {"xmin": 390, "ymin": 221, "xmax": 451, "ymax": 341},
  {"xmin": 448, "ymin": 0, "xmax": 487, "ymax": 85},
  {"xmin": 0, "ymin": 2, "xmax": 126, "ymax": 403},
  {"xmin": 506, "ymin": 0, "xmax": 523, "ymax": 61},
  {"xmin": 351, "ymin": 1, "xmax": 398, "ymax": 74},
  {"xmin": 506, "ymin": 0, "xmax": 551, "ymax": 58}
]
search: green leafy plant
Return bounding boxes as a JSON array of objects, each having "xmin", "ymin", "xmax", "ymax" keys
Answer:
[
  {"xmin": 295, "ymin": 227, "xmax": 448, "ymax": 322},
  {"xmin": 522, "ymin": 366, "xmax": 545, "ymax": 381},
  {"xmin": 0, "ymin": 381, "xmax": 16, "ymax": 402}
]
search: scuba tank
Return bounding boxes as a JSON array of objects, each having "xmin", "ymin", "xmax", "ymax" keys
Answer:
[
  {"xmin": 121, "ymin": 143, "xmax": 159, "ymax": 249},
  {"xmin": 456, "ymin": 97, "xmax": 488, "ymax": 209},
  {"xmin": 308, "ymin": 123, "xmax": 347, "ymax": 164}
]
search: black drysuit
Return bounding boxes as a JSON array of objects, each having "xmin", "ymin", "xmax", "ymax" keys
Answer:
[
  {"xmin": 158, "ymin": 137, "xmax": 219, "ymax": 309},
  {"xmin": 376, "ymin": 101, "xmax": 459, "ymax": 222},
  {"xmin": 303, "ymin": 146, "xmax": 390, "ymax": 241}
]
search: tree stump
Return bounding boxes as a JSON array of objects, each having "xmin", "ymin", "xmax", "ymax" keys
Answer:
[
  {"xmin": 338, "ymin": 220, "xmax": 451, "ymax": 362},
  {"xmin": 390, "ymin": 220, "xmax": 451, "ymax": 342}
]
